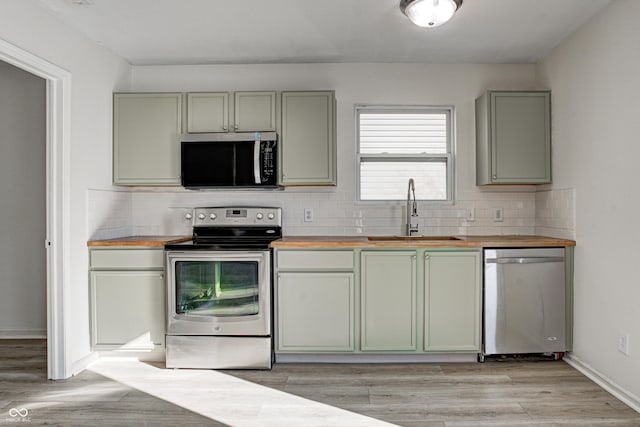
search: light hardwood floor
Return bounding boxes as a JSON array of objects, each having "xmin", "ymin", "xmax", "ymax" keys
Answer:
[{"xmin": 1, "ymin": 340, "xmax": 639, "ymax": 426}]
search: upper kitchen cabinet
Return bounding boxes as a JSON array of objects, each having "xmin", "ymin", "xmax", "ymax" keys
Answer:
[
  {"xmin": 186, "ymin": 91, "xmax": 276, "ymax": 133},
  {"xmin": 186, "ymin": 92, "xmax": 229, "ymax": 132},
  {"xmin": 234, "ymin": 91, "xmax": 277, "ymax": 132},
  {"xmin": 280, "ymin": 91, "xmax": 336, "ymax": 186},
  {"xmin": 476, "ymin": 91, "xmax": 551, "ymax": 185},
  {"xmin": 113, "ymin": 93, "xmax": 182, "ymax": 186}
]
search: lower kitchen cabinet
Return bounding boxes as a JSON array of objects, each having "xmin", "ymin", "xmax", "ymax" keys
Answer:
[
  {"xmin": 274, "ymin": 248, "xmax": 481, "ymax": 356},
  {"xmin": 360, "ymin": 251, "xmax": 417, "ymax": 351},
  {"xmin": 424, "ymin": 251, "xmax": 481, "ymax": 352},
  {"xmin": 277, "ymin": 272, "xmax": 354, "ymax": 351},
  {"xmin": 275, "ymin": 249, "xmax": 355, "ymax": 352},
  {"xmin": 89, "ymin": 248, "xmax": 166, "ymax": 350}
]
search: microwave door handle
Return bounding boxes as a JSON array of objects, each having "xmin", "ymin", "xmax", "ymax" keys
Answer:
[{"xmin": 253, "ymin": 134, "xmax": 261, "ymax": 184}]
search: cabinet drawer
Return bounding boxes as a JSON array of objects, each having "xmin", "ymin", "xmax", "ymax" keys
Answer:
[
  {"xmin": 277, "ymin": 250, "xmax": 354, "ymax": 270},
  {"xmin": 90, "ymin": 249, "xmax": 164, "ymax": 269}
]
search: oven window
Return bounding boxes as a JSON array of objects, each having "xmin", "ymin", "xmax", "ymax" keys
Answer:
[{"xmin": 175, "ymin": 261, "xmax": 259, "ymax": 316}]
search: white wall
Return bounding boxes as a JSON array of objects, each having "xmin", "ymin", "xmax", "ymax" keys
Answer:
[
  {"xmin": 536, "ymin": 0, "xmax": 640, "ymax": 402},
  {"xmin": 0, "ymin": 61, "xmax": 46, "ymax": 338},
  {"xmin": 0, "ymin": 1, "xmax": 131, "ymax": 368},
  {"xmin": 121, "ymin": 63, "xmax": 541, "ymax": 237}
]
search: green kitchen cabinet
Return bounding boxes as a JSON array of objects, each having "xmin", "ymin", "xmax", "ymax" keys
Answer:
[
  {"xmin": 360, "ymin": 251, "xmax": 417, "ymax": 351},
  {"xmin": 423, "ymin": 251, "xmax": 481, "ymax": 352},
  {"xmin": 113, "ymin": 93, "xmax": 183, "ymax": 185},
  {"xmin": 280, "ymin": 91, "xmax": 336, "ymax": 186},
  {"xmin": 186, "ymin": 91, "xmax": 276, "ymax": 133},
  {"xmin": 277, "ymin": 272, "xmax": 355, "ymax": 352},
  {"xmin": 186, "ymin": 92, "xmax": 229, "ymax": 132},
  {"xmin": 89, "ymin": 248, "xmax": 166, "ymax": 350},
  {"xmin": 275, "ymin": 247, "xmax": 482, "ymax": 356},
  {"xmin": 234, "ymin": 91, "xmax": 277, "ymax": 132},
  {"xmin": 275, "ymin": 250, "xmax": 355, "ymax": 352},
  {"xmin": 476, "ymin": 90, "xmax": 551, "ymax": 185}
]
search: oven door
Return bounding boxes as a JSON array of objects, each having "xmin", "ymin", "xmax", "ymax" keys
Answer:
[{"xmin": 166, "ymin": 250, "xmax": 271, "ymax": 336}]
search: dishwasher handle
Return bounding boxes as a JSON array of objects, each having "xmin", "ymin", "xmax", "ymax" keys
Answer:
[{"xmin": 486, "ymin": 256, "xmax": 564, "ymax": 264}]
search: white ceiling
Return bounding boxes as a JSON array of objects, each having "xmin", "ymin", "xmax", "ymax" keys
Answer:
[{"xmin": 38, "ymin": 0, "xmax": 612, "ymax": 65}]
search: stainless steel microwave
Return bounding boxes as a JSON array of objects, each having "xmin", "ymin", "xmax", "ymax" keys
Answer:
[{"xmin": 181, "ymin": 132, "xmax": 278, "ymax": 189}]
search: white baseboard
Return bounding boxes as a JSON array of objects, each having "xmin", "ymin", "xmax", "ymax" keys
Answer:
[
  {"xmin": 71, "ymin": 351, "xmax": 100, "ymax": 377},
  {"xmin": 564, "ymin": 353, "xmax": 640, "ymax": 413},
  {"xmin": 0, "ymin": 329, "xmax": 46, "ymax": 339}
]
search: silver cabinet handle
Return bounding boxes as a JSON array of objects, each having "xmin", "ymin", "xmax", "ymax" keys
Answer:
[
  {"xmin": 253, "ymin": 139, "xmax": 262, "ymax": 184},
  {"xmin": 425, "ymin": 254, "xmax": 430, "ymax": 260},
  {"xmin": 487, "ymin": 257, "xmax": 564, "ymax": 264}
]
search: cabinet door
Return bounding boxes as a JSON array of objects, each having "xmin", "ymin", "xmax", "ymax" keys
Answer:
[
  {"xmin": 277, "ymin": 272, "xmax": 354, "ymax": 352},
  {"xmin": 491, "ymin": 92, "xmax": 551, "ymax": 183},
  {"xmin": 424, "ymin": 251, "xmax": 481, "ymax": 352},
  {"xmin": 280, "ymin": 91, "xmax": 336, "ymax": 185},
  {"xmin": 234, "ymin": 91, "xmax": 276, "ymax": 132},
  {"xmin": 186, "ymin": 92, "xmax": 229, "ymax": 132},
  {"xmin": 476, "ymin": 91, "xmax": 551, "ymax": 185},
  {"xmin": 90, "ymin": 270, "xmax": 165, "ymax": 350},
  {"xmin": 113, "ymin": 93, "xmax": 182, "ymax": 185},
  {"xmin": 361, "ymin": 251, "xmax": 416, "ymax": 351}
]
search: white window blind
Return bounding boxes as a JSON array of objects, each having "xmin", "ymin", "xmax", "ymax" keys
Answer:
[{"xmin": 357, "ymin": 107, "xmax": 453, "ymax": 201}]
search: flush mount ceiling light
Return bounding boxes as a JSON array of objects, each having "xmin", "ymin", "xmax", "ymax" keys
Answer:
[{"xmin": 400, "ymin": 0, "xmax": 463, "ymax": 28}]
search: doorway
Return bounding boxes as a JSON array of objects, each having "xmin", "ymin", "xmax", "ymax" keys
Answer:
[
  {"xmin": 0, "ymin": 37, "xmax": 71, "ymax": 379},
  {"xmin": 0, "ymin": 60, "xmax": 46, "ymax": 341}
]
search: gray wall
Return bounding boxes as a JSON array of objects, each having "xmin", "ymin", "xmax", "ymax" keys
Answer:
[
  {"xmin": 0, "ymin": 60, "xmax": 46, "ymax": 337},
  {"xmin": 536, "ymin": 0, "xmax": 640, "ymax": 402}
]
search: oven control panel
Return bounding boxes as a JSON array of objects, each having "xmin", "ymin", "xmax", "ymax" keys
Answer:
[{"xmin": 191, "ymin": 207, "xmax": 282, "ymax": 227}]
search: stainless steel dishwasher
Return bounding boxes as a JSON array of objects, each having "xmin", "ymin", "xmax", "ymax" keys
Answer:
[{"xmin": 483, "ymin": 248, "xmax": 566, "ymax": 358}]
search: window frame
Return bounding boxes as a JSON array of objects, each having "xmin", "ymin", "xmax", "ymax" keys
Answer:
[{"xmin": 355, "ymin": 104, "xmax": 455, "ymax": 203}]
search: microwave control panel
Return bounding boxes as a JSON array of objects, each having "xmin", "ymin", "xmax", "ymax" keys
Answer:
[{"xmin": 261, "ymin": 140, "xmax": 277, "ymax": 184}]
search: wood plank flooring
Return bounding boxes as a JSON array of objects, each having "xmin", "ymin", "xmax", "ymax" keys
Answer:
[{"xmin": 1, "ymin": 340, "xmax": 639, "ymax": 426}]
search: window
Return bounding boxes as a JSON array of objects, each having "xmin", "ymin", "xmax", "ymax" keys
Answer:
[{"xmin": 357, "ymin": 106, "xmax": 453, "ymax": 201}]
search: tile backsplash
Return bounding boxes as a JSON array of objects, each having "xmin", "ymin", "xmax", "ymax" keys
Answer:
[
  {"xmin": 534, "ymin": 188, "xmax": 576, "ymax": 239},
  {"xmin": 88, "ymin": 187, "xmax": 546, "ymax": 239},
  {"xmin": 87, "ymin": 189, "xmax": 133, "ymax": 240}
]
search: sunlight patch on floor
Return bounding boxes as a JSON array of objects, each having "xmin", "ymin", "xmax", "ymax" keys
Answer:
[{"xmin": 88, "ymin": 359, "xmax": 393, "ymax": 426}]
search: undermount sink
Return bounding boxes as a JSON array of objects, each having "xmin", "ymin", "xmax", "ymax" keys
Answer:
[{"xmin": 367, "ymin": 235, "xmax": 461, "ymax": 241}]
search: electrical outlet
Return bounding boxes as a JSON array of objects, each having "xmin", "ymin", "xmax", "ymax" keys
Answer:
[
  {"xmin": 304, "ymin": 208, "xmax": 314, "ymax": 222},
  {"xmin": 493, "ymin": 207, "xmax": 504, "ymax": 222},
  {"xmin": 618, "ymin": 333, "xmax": 630, "ymax": 356},
  {"xmin": 466, "ymin": 208, "xmax": 475, "ymax": 222}
]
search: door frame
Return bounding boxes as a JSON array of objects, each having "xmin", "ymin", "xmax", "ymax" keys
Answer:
[{"xmin": 0, "ymin": 38, "xmax": 71, "ymax": 379}]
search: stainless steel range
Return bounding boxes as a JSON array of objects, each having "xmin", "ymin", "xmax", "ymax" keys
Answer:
[{"xmin": 164, "ymin": 206, "xmax": 282, "ymax": 369}]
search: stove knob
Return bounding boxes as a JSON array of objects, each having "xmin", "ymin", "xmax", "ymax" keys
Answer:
[
  {"xmin": 267, "ymin": 213, "xmax": 275, "ymax": 220},
  {"xmin": 198, "ymin": 213, "xmax": 206, "ymax": 220},
  {"xmin": 184, "ymin": 213, "xmax": 193, "ymax": 220},
  {"xmin": 210, "ymin": 213, "xmax": 217, "ymax": 220},
  {"xmin": 256, "ymin": 213, "xmax": 264, "ymax": 220}
]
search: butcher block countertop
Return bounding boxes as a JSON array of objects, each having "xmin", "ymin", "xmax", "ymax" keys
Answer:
[
  {"xmin": 87, "ymin": 236, "xmax": 191, "ymax": 247},
  {"xmin": 271, "ymin": 235, "xmax": 576, "ymax": 249}
]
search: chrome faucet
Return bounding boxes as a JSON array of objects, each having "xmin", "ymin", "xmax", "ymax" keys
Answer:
[{"xmin": 405, "ymin": 178, "xmax": 419, "ymax": 236}]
